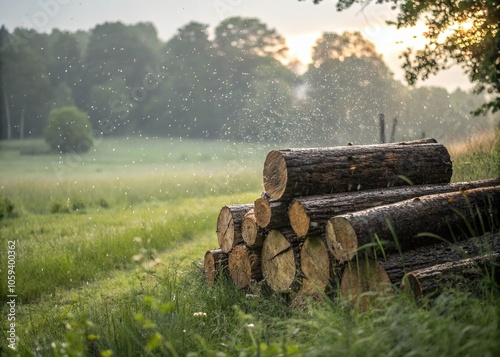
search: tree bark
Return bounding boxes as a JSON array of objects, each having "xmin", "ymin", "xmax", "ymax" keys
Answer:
[
  {"xmin": 261, "ymin": 229, "xmax": 303, "ymax": 293},
  {"xmin": 289, "ymin": 178, "xmax": 500, "ymax": 237},
  {"xmin": 204, "ymin": 249, "xmax": 228, "ymax": 286},
  {"xmin": 228, "ymin": 245, "xmax": 263, "ymax": 289},
  {"xmin": 339, "ymin": 232, "xmax": 500, "ymax": 306},
  {"xmin": 217, "ymin": 203, "xmax": 253, "ymax": 253},
  {"xmin": 262, "ymin": 139, "xmax": 452, "ymax": 201},
  {"xmin": 401, "ymin": 252, "xmax": 500, "ymax": 301},
  {"xmin": 326, "ymin": 186, "xmax": 500, "ymax": 262},
  {"xmin": 241, "ymin": 209, "xmax": 266, "ymax": 248},
  {"xmin": 382, "ymin": 231, "xmax": 500, "ymax": 287},
  {"xmin": 253, "ymin": 197, "xmax": 290, "ymax": 229}
]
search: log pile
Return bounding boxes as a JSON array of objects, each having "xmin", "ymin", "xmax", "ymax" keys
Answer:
[{"xmin": 204, "ymin": 139, "xmax": 500, "ymax": 306}]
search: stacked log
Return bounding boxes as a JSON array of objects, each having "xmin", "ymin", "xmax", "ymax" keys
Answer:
[{"xmin": 204, "ymin": 139, "xmax": 500, "ymax": 304}]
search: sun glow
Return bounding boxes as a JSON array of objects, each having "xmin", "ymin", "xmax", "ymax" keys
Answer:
[{"xmin": 286, "ymin": 33, "xmax": 322, "ymax": 65}]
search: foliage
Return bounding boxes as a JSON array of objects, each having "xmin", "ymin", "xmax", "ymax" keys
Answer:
[
  {"xmin": 0, "ymin": 194, "xmax": 14, "ymax": 220},
  {"xmin": 303, "ymin": 0, "xmax": 500, "ymax": 114},
  {"xmin": 44, "ymin": 106, "xmax": 94, "ymax": 154}
]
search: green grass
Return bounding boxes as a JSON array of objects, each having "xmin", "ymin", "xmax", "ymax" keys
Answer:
[{"xmin": 0, "ymin": 134, "xmax": 499, "ymax": 356}]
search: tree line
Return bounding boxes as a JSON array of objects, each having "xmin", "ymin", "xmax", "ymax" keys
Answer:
[{"xmin": 0, "ymin": 17, "xmax": 497, "ymax": 146}]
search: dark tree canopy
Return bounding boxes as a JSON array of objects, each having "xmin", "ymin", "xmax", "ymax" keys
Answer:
[{"xmin": 301, "ymin": 0, "xmax": 500, "ymax": 113}]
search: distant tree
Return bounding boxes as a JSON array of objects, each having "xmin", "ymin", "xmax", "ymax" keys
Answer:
[
  {"xmin": 300, "ymin": 0, "xmax": 500, "ymax": 114},
  {"xmin": 0, "ymin": 28, "xmax": 51, "ymax": 139},
  {"xmin": 44, "ymin": 106, "xmax": 93, "ymax": 154},
  {"xmin": 306, "ymin": 31, "xmax": 402, "ymax": 143}
]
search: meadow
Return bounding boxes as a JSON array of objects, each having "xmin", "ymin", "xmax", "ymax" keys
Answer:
[{"xmin": 0, "ymin": 133, "xmax": 499, "ymax": 356}]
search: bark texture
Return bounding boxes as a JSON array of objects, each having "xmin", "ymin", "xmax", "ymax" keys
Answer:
[
  {"xmin": 263, "ymin": 139, "xmax": 452, "ymax": 201},
  {"xmin": 290, "ymin": 179, "xmax": 500, "ymax": 237},
  {"xmin": 254, "ymin": 197, "xmax": 290, "ymax": 229},
  {"xmin": 242, "ymin": 209, "xmax": 266, "ymax": 248},
  {"xmin": 327, "ymin": 186, "xmax": 500, "ymax": 262},
  {"xmin": 401, "ymin": 252, "xmax": 500, "ymax": 301}
]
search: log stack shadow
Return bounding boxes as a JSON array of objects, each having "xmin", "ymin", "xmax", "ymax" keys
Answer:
[{"xmin": 204, "ymin": 139, "xmax": 500, "ymax": 307}]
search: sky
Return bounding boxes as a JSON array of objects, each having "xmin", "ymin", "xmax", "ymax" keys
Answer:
[{"xmin": 0, "ymin": 0, "xmax": 472, "ymax": 92}]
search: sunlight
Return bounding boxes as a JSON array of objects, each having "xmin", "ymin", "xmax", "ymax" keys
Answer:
[{"xmin": 286, "ymin": 33, "xmax": 322, "ymax": 64}]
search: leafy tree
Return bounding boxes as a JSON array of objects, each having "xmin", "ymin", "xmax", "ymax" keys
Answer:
[
  {"xmin": 301, "ymin": 0, "xmax": 500, "ymax": 114},
  {"xmin": 0, "ymin": 28, "xmax": 51, "ymax": 139},
  {"xmin": 44, "ymin": 106, "xmax": 93, "ymax": 153},
  {"xmin": 305, "ymin": 31, "xmax": 402, "ymax": 143}
]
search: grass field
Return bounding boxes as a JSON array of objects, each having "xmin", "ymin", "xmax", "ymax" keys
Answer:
[{"xmin": 0, "ymin": 133, "xmax": 499, "ymax": 356}]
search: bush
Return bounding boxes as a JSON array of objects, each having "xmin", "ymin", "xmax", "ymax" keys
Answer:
[
  {"xmin": 0, "ymin": 195, "xmax": 15, "ymax": 220},
  {"xmin": 44, "ymin": 106, "xmax": 94, "ymax": 154}
]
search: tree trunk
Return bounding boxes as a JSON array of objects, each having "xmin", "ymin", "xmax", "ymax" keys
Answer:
[
  {"xmin": 402, "ymin": 252, "xmax": 500, "ymax": 301},
  {"xmin": 241, "ymin": 209, "xmax": 266, "ymax": 248},
  {"xmin": 204, "ymin": 249, "xmax": 228, "ymax": 286},
  {"xmin": 339, "ymin": 232, "xmax": 500, "ymax": 306},
  {"xmin": 382, "ymin": 231, "xmax": 500, "ymax": 287},
  {"xmin": 19, "ymin": 108, "xmax": 24, "ymax": 140},
  {"xmin": 289, "ymin": 178, "xmax": 500, "ymax": 237},
  {"xmin": 253, "ymin": 197, "xmax": 290, "ymax": 229},
  {"xmin": 262, "ymin": 139, "xmax": 452, "ymax": 201},
  {"xmin": 3, "ymin": 87, "xmax": 11, "ymax": 140},
  {"xmin": 261, "ymin": 229, "xmax": 303, "ymax": 293},
  {"xmin": 326, "ymin": 186, "xmax": 500, "ymax": 262},
  {"xmin": 228, "ymin": 245, "xmax": 263, "ymax": 289},
  {"xmin": 217, "ymin": 204, "xmax": 253, "ymax": 253}
]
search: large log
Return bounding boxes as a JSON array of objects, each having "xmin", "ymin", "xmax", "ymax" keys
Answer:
[
  {"xmin": 339, "ymin": 232, "xmax": 500, "ymax": 304},
  {"xmin": 228, "ymin": 245, "xmax": 262, "ymax": 289},
  {"xmin": 241, "ymin": 209, "xmax": 266, "ymax": 248},
  {"xmin": 262, "ymin": 139, "xmax": 452, "ymax": 201},
  {"xmin": 401, "ymin": 252, "xmax": 500, "ymax": 301},
  {"xmin": 261, "ymin": 229, "xmax": 303, "ymax": 293},
  {"xmin": 204, "ymin": 249, "xmax": 228, "ymax": 286},
  {"xmin": 217, "ymin": 204, "xmax": 253, "ymax": 253},
  {"xmin": 289, "ymin": 178, "xmax": 500, "ymax": 237},
  {"xmin": 326, "ymin": 186, "xmax": 500, "ymax": 262},
  {"xmin": 253, "ymin": 197, "xmax": 289, "ymax": 229}
]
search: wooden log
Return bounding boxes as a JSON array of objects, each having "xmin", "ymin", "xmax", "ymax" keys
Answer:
[
  {"xmin": 339, "ymin": 258, "xmax": 392, "ymax": 309},
  {"xmin": 326, "ymin": 186, "xmax": 500, "ymax": 262},
  {"xmin": 228, "ymin": 245, "xmax": 262, "ymax": 289},
  {"xmin": 261, "ymin": 229, "xmax": 303, "ymax": 293},
  {"xmin": 382, "ymin": 231, "xmax": 500, "ymax": 287},
  {"xmin": 262, "ymin": 139, "xmax": 452, "ymax": 201},
  {"xmin": 241, "ymin": 209, "xmax": 266, "ymax": 248},
  {"xmin": 216, "ymin": 204, "xmax": 253, "ymax": 253},
  {"xmin": 299, "ymin": 236, "xmax": 331, "ymax": 295},
  {"xmin": 204, "ymin": 249, "xmax": 228, "ymax": 286},
  {"xmin": 290, "ymin": 178, "xmax": 500, "ymax": 237},
  {"xmin": 401, "ymin": 252, "xmax": 500, "ymax": 301},
  {"xmin": 253, "ymin": 197, "xmax": 289, "ymax": 229}
]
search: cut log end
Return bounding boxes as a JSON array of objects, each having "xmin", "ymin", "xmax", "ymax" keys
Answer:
[
  {"xmin": 261, "ymin": 230, "xmax": 297, "ymax": 293},
  {"xmin": 300, "ymin": 236, "xmax": 330, "ymax": 293},
  {"xmin": 254, "ymin": 197, "xmax": 272, "ymax": 227},
  {"xmin": 228, "ymin": 245, "xmax": 262, "ymax": 289},
  {"xmin": 326, "ymin": 217, "xmax": 358, "ymax": 262},
  {"xmin": 263, "ymin": 150, "xmax": 287, "ymax": 201},
  {"xmin": 204, "ymin": 249, "xmax": 228, "ymax": 286},
  {"xmin": 217, "ymin": 206, "xmax": 235, "ymax": 253},
  {"xmin": 242, "ymin": 209, "xmax": 263, "ymax": 247},
  {"xmin": 289, "ymin": 201, "xmax": 311, "ymax": 237},
  {"xmin": 340, "ymin": 259, "xmax": 392, "ymax": 310},
  {"xmin": 401, "ymin": 273, "xmax": 423, "ymax": 301}
]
